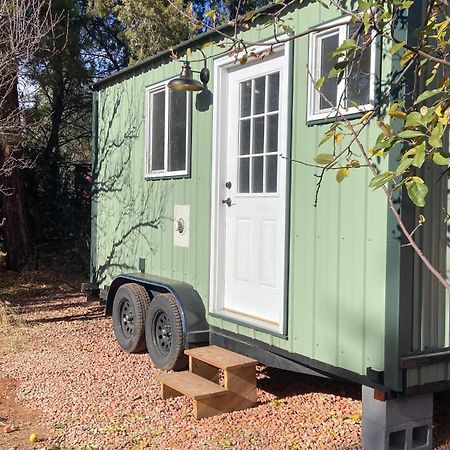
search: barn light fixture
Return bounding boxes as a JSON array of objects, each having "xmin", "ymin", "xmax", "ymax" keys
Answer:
[{"xmin": 168, "ymin": 60, "xmax": 210, "ymax": 92}]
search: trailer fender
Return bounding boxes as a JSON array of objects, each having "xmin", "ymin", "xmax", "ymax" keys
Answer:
[{"xmin": 105, "ymin": 273, "xmax": 209, "ymax": 347}]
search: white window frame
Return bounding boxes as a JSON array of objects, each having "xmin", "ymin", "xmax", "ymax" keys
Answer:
[
  {"xmin": 308, "ymin": 15, "xmax": 377, "ymax": 122},
  {"xmin": 144, "ymin": 80, "xmax": 191, "ymax": 178}
]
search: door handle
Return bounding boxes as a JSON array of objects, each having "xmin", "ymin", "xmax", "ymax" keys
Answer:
[{"xmin": 222, "ymin": 198, "xmax": 232, "ymax": 207}]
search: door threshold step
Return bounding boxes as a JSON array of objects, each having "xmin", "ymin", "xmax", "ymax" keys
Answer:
[
  {"xmin": 185, "ymin": 345, "xmax": 257, "ymax": 371},
  {"xmin": 157, "ymin": 371, "xmax": 228, "ymax": 400}
]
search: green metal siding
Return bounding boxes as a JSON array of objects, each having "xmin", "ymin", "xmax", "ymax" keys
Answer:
[
  {"xmin": 93, "ymin": 65, "xmax": 214, "ymax": 307},
  {"xmin": 205, "ymin": 4, "xmax": 389, "ymax": 377},
  {"xmin": 92, "ymin": 3, "xmax": 448, "ymax": 384},
  {"xmin": 406, "ymin": 165, "xmax": 450, "ymax": 388}
]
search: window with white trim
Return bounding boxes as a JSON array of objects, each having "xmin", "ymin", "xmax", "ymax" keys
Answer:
[
  {"xmin": 308, "ymin": 16, "xmax": 376, "ymax": 121},
  {"xmin": 145, "ymin": 81, "xmax": 191, "ymax": 178}
]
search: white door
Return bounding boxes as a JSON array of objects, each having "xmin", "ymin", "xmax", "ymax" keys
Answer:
[{"xmin": 211, "ymin": 47, "xmax": 290, "ymax": 334}]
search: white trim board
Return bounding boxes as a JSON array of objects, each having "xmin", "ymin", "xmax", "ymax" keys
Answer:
[{"xmin": 209, "ymin": 38, "xmax": 292, "ymax": 334}]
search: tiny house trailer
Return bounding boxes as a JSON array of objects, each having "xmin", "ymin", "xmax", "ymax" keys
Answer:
[{"xmin": 90, "ymin": 2, "xmax": 449, "ymax": 448}]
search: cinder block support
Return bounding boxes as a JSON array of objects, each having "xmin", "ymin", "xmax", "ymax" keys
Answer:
[{"xmin": 361, "ymin": 386, "xmax": 433, "ymax": 450}]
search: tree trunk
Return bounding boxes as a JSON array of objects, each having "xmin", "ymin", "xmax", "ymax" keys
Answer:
[
  {"xmin": 0, "ymin": 76, "xmax": 32, "ymax": 270},
  {"xmin": 0, "ymin": 144, "xmax": 32, "ymax": 270}
]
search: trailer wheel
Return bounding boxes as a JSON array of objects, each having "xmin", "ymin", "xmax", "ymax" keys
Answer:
[
  {"xmin": 112, "ymin": 283, "xmax": 150, "ymax": 353},
  {"xmin": 145, "ymin": 293, "xmax": 187, "ymax": 371}
]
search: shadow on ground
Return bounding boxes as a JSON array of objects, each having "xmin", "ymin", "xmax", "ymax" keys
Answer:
[{"xmin": 258, "ymin": 366, "xmax": 361, "ymax": 402}]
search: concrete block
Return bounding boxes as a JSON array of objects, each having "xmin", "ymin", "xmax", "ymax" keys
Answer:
[
  {"xmin": 362, "ymin": 418, "xmax": 432, "ymax": 450},
  {"xmin": 361, "ymin": 386, "xmax": 433, "ymax": 450},
  {"xmin": 362, "ymin": 386, "xmax": 433, "ymax": 426}
]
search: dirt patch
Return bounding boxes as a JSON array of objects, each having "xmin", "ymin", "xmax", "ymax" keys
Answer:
[{"xmin": 0, "ymin": 377, "xmax": 49, "ymax": 450}]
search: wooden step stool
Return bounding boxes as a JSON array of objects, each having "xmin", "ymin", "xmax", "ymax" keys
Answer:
[{"xmin": 156, "ymin": 345, "xmax": 257, "ymax": 419}]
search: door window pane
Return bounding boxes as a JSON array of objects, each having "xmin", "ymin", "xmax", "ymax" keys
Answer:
[
  {"xmin": 239, "ymin": 157, "xmax": 250, "ymax": 193},
  {"xmin": 267, "ymin": 73, "xmax": 280, "ymax": 112},
  {"xmin": 253, "ymin": 116, "xmax": 265, "ymax": 154},
  {"xmin": 239, "ymin": 119, "xmax": 251, "ymax": 155},
  {"xmin": 168, "ymin": 89, "xmax": 187, "ymax": 172},
  {"xmin": 252, "ymin": 156, "xmax": 264, "ymax": 193},
  {"xmin": 237, "ymin": 71, "xmax": 282, "ymax": 194},
  {"xmin": 266, "ymin": 114, "xmax": 278, "ymax": 153},
  {"xmin": 253, "ymin": 76, "xmax": 266, "ymax": 115},
  {"xmin": 319, "ymin": 33, "xmax": 339, "ymax": 110},
  {"xmin": 265, "ymin": 155, "xmax": 278, "ymax": 193},
  {"xmin": 151, "ymin": 90, "xmax": 165, "ymax": 171},
  {"xmin": 240, "ymin": 80, "xmax": 252, "ymax": 117}
]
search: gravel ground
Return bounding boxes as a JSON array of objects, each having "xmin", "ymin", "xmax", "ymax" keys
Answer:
[{"xmin": 0, "ymin": 263, "xmax": 449, "ymax": 450}]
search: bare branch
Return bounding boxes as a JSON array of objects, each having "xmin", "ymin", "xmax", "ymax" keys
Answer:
[{"xmin": 0, "ymin": 0, "xmax": 61, "ymax": 194}]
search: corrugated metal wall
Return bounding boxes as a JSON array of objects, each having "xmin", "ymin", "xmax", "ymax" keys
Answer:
[
  {"xmin": 93, "ymin": 64, "xmax": 213, "ymax": 305},
  {"xmin": 407, "ymin": 164, "xmax": 450, "ymax": 387},
  {"xmin": 93, "ymin": 2, "xmax": 449, "ymax": 383},
  {"xmin": 207, "ymin": 5, "xmax": 389, "ymax": 376}
]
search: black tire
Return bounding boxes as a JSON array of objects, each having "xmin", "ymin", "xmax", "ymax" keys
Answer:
[
  {"xmin": 112, "ymin": 283, "xmax": 151, "ymax": 353},
  {"xmin": 145, "ymin": 293, "xmax": 187, "ymax": 371}
]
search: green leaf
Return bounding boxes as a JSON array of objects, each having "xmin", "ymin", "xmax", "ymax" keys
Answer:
[
  {"xmin": 397, "ymin": 130, "xmax": 425, "ymax": 139},
  {"xmin": 389, "ymin": 110, "xmax": 407, "ymax": 120},
  {"xmin": 399, "ymin": 1, "xmax": 414, "ymax": 9},
  {"xmin": 332, "ymin": 39, "xmax": 356, "ymax": 56},
  {"xmin": 314, "ymin": 153, "xmax": 334, "ymax": 165},
  {"xmin": 358, "ymin": 1, "xmax": 371, "ymax": 9},
  {"xmin": 405, "ymin": 111, "xmax": 425, "ymax": 127},
  {"xmin": 389, "ymin": 41, "xmax": 406, "ymax": 55},
  {"xmin": 413, "ymin": 88, "xmax": 442, "ymax": 105},
  {"xmin": 319, "ymin": 131, "xmax": 334, "ymax": 146},
  {"xmin": 411, "ymin": 176, "xmax": 424, "ymax": 184},
  {"xmin": 368, "ymin": 171, "xmax": 395, "ymax": 189},
  {"xmin": 432, "ymin": 152, "xmax": 450, "ymax": 165},
  {"xmin": 396, "ymin": 158, "xmax": 413, "ymax": 176},
  {"xmin": 314, "ymin": 76, "xmax": 325, "ymax": 89},
  {"xmin": 329, "ymin": 61, "xmax": 348, "ymax": 78},
  {"xmin": 426, "ymin": 69, "xmax": 438, "ymax": 86},
  {"xmin": 400, "ymin": 49, "xmax": 414, "ymax": 66},
  {"xmin": 412, "ymin": 142, "xmax": 426, "ymax": 168},
  {"xmin": 336, "ymin": 167, "xmax": 349, "ymax": 183},
  {"xmin": 429, "ymin": 123, "xmax": 444, "ymax": 148},
  {"xmin": 429, "ymin": 135, "xmax": 443, "ymax": 148},
  {"xmin": 406, "ymin": 181, "xmax": 428, "ymax": 207},
  {"xmin": 373, "ymin": 136, "xmax": 395, "ymax": 152}
]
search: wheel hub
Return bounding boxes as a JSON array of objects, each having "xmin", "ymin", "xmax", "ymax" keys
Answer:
[
  {"xmin": 153, "ymin": 311, "xmax": 172, "ymax": 356},
  {"xmin": 119, "ymin": 298, "xmax": 135, "ymax": 338}
]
